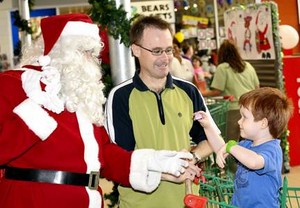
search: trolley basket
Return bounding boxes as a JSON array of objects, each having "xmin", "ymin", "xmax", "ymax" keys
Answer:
[
  {"xmin": 280, "ymin": 176, "xmax": 300, "ymax": 208},
  {"xmin": 206, "ymin": 96, "xmax": 231, "ymax": 137}
]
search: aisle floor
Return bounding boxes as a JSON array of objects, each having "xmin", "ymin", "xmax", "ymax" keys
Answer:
[{"xmin": 284, "ymin": 165, "xmax": 300, "ymax": 187}]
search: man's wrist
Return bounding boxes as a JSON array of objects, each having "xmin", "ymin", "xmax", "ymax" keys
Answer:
[
  {"xmin": 190, "ymin": 151, "xmax": 202, "ymax": 164},
  {"xmin": 226, "ymin": 140, "xmax": 237, "ymax": 153}
]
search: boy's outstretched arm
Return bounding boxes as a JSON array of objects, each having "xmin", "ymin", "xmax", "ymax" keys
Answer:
[
  {"xmin": 194, "ymin": 111, "xmax": 225, "ymax": 153},
  {"xmin": 220, "ymin": 142, "xmax": 265, "ymax": 170}
]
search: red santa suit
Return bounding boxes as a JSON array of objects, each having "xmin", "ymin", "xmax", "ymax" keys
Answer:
[
  {"xmin": 256, "ymin": 10, "xmax": 271, "ymax": 52},
  {"xmin": 0, "ymin": 14, "xmax": 190, "ymax": 208},
  {"xmin": 0, "ymin": 66, "xmax": 164, "ymax": 208}
]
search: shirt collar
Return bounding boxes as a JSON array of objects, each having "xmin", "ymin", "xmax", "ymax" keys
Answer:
[{"xmin": 133, "ymin": 70, "xmax": 175, "ymax": 92}]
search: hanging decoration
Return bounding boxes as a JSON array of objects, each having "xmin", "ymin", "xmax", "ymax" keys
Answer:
[
  {"xmin": 279, "ymin": 25, "xmax": 299, "ymax": 50},
  {"xmin": 205, "ymin": 4, "xmax": 214, "ymax": 14},
  {"xmin": 281, "ymin": 130, "xmax": 291, "ymax": 173},
  {"xmin": 174, "ymin": 0, "xmax": 181, "ymax": 10},
  {"xmin": 226, "ymin": 0, "xmax": 233, "ymax": 5},
  {"xmin": 174, "ymin": 31, "xmax": 185, "ymax": 43},
  {"xmin": 191, "ymin": 3, "xmax": 198, "ymax": 15},
  {"xmin": 89, "ymin": 0, "xmax": 139, "ymax": 48},
  {"xmin": 12, "ymin": 0, "xmax": 35, "ymax": 35},
  {"xmin": 198, "ymin": 0, "xmax": 205, "ymax": 8},
  {"xmin": 183, "ymin": 0, "xmax": 189, "ymax": 10},
  {"xmin": 218, "ymin": 0, "xmax": 225, "ymax": 7},
  {"xmin": 224, "ymin": 3, "xmax": 276, "ymax": 60},
  {"xmin": 183, "ymin": 0, "xmax": 189, "ymax": 7},
  {"xmin": 12, "ymin": 11, "xmax": 33, "ymax": 34},
  {"xmin": 224, "ymin": 2, "xmax": 284, "ymax": 87}
]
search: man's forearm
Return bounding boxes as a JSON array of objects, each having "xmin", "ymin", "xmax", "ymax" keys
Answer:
[{"xmin": 190, "ymin": 140, "xmax": 213, "ymax": 164}]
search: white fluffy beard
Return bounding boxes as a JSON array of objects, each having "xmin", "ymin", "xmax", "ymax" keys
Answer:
[
  {"xmin": 20, "ymin": 36, "xmax": 107, "ymax": 126},
  {"xmin": 59, "ymin": 55, "xmax": 106, "ymax": 126}
]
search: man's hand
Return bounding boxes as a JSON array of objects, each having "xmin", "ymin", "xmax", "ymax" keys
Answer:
[{"xmin": 161, "ymin": 161, "xmax": 202, "ymax": 183}]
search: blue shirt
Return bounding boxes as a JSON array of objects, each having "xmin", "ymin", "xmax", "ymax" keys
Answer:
[{"xmin": 232, "ymin": 139, "xmax": 282, "ymax": 208}]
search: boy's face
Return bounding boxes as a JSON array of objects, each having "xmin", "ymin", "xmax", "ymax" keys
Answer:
[{"xmin": 238, "ymin": 106, "xmax": 264, "ymax": 140}]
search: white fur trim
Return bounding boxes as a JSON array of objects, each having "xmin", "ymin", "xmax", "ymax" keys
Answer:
[
  {"xmin": 38, "ymin": 55, "xmax": 51, "ymax": 66},
  {"xmin": 61, "ymin": 21, "xmax": 99, "ymax": 40},
  {"xmin": 85, "ymin": 187, "xmax": 102, "ymax": 208},
  {"xmin": 76, "ymin": 109, "xmax": 101, "ymax": 172},
  {"xmin": 77, "ymin": 110, "xmax": 101, "ymax": 207},
  {"xmin": 129, "ymin": 149, "xmax": 161, "ymax": 193},
  {"xmin": 13, "ymin": 98, "xmax": 57, "ymax": 140}
]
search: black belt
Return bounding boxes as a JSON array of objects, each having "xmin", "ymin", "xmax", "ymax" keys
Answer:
[{"xmin": 4, "ymin": 166, "xmax": 99, "ymax": 190}]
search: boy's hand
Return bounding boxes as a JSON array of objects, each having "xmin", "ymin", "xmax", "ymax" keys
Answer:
[
  {"xmin": 193, "ymin": 111, "xmax": 210, "ymax": 128},
  {"xmin": 216, "ymin": 144, "xmax": 228, "ymax": 168}
]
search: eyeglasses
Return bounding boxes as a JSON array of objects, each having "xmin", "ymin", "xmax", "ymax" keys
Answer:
[{"xmin": 135, "ymin": 43, "xmax": 174, "ymax": 56}]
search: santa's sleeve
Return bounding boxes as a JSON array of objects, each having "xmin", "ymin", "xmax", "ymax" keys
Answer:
[
  {"xmin": 0, "ymin": 71, "xmax": 57, "ymax": 165},
  {"xmin": 98, "ymin": 128, "xmax": 161, "ymax": 193}
]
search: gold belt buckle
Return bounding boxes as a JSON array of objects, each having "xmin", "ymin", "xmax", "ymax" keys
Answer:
[{"xmin": 88, "ymin": 171, "xmax": 100, "ymax": 190}]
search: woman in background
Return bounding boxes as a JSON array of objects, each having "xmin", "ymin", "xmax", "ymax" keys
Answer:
[
  {"xmin": 170, "ymin": 38, "xmax": 194, "ymax": 83},
  {"xmin": 202, "ymin": 40, "xmax": 260, "ymax": 142}
]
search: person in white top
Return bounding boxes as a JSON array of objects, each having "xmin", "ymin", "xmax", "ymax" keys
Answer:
[{"xmin": 170, "ymin": 38, "xmax": 194, "ymax": 83}]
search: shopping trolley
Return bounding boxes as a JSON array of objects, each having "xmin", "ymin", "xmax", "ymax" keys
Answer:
[
  {"xmin": 206, "ymin": 96, "xmax": 232, "ymax": 138},
  {"xmin": 197, "ymin": 173, "xmax": 300, "ymax": 208},
  {"xmin": 205, "ymin": 96, "xmax": 235, "ymax": 177},
  {"xmin": 198, "ymin": 172, "xmax": 236, "ymax": 208},
  {"xmin": 281, "ymin": 176, "xmax": 300, "ymax": 208},
  {"xmin": 185, "ymin": 95, "xmax": 232, "ymax": 208}
]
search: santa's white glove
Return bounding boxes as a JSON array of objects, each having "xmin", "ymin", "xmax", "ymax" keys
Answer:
[
  {"xmin": 22, "ymin": 70, "xmax": 48, "ymax": 105},
  {"xmin": 21, "ymin": 69, "xmax": 64, "ymax": 114},
  {"xmin": 148, "ymin": 150, "xmax": 192, "ymax": 177}
]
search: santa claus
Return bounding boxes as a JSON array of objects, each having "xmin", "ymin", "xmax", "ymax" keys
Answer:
[
  {"xmin": 0, "ymin": 14, "xmax": 197, "ymax": 208},
  {"xmin": 255, "ymin": 9, "xmax": 271, "ymax": 58}
]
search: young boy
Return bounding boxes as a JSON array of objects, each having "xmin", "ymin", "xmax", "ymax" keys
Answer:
[{"xmin": 194, "ymin": 87, "xmax": 294, "ymax": 208}]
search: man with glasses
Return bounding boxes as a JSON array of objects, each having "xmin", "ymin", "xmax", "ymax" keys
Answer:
[{"xmin": 105, "ymin": 15, "xmax": 221, "ymax": 208}]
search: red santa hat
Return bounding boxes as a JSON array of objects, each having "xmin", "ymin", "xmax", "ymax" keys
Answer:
[{"xmin": 39, "ymin": 13, "xmax": 99, "ymax": 66}]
